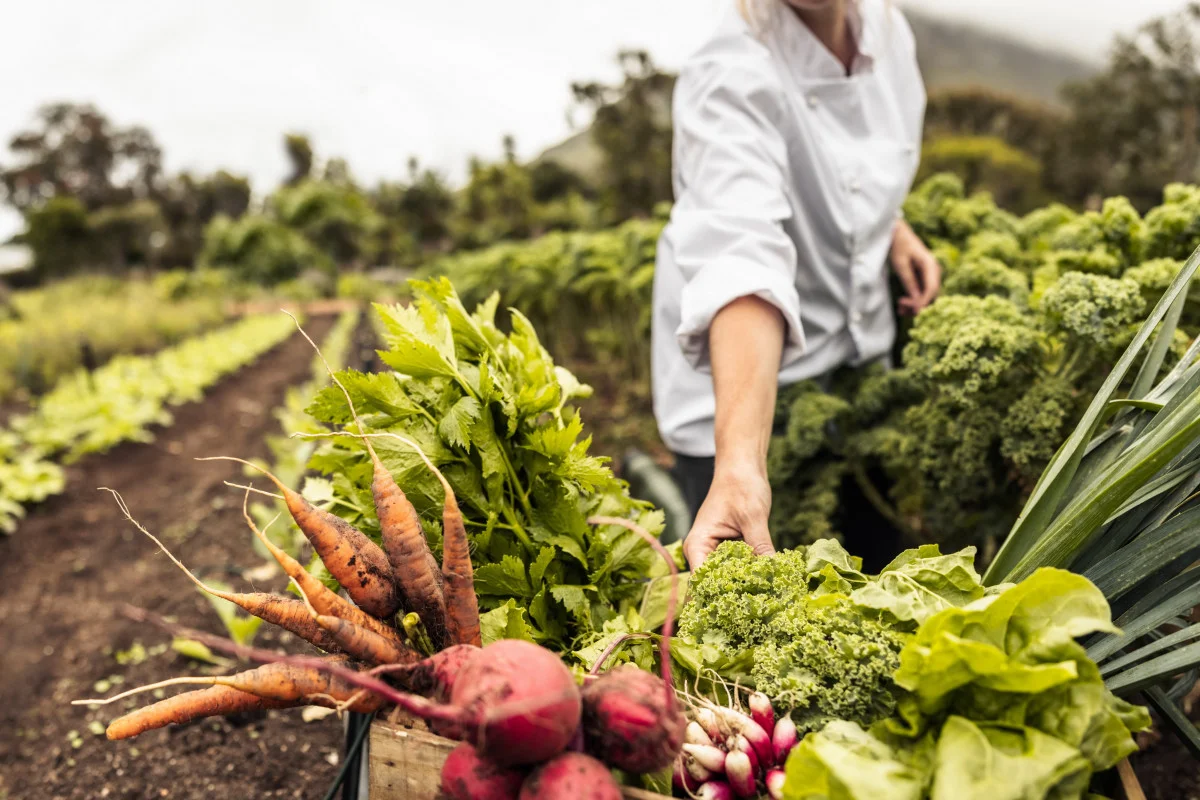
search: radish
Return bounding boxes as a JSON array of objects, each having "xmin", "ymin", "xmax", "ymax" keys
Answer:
[
  {"xmin": 766, "ymin": 768, "xmax": 786, "ymax": 799},
  {"xmin": 748, "ymin": 691, "xmax": 775, "ymax": 738},
  {"xmin": 673, "ymin": 757, "xmax": 703, "ymax": 793},
  {"xmin": 440, "ymin": 742, "xmax": 525, "ymax": 800},
  {"xmin": 683, "ymin": 743, "xmax": 728, "ymax": 774},
  {"xmin": 695, "ymin": 707, "xmax": 722, "ymax": 742},
  {"xmin": 581, "ymin": 516, "xmax": 687, "ymax": 774},
  {"xmin": 581, "ymin": 664, "xmax": 685, "ymax": 774},
  {"xmin": 725, "ymin": 750, "xmax": 757, "ymax": 798},
  {"xmin": 711, "ymin": 707, "xmax": 773, "ymax": 769},
  {"xmin": 687, "ymin": 720, "xmax": 716, "ymax": 748},
  {"xmin": 518, "ymin": 752, "xmax": 622, "ymax": 800},
  {"xmin": 730, "ymin": 734, "xmax": 760, "ymax": 777},
  {"xmin": 772, "ymin": 715, "xmax": 799, "ymax": 765},
  {"xmin": 696, "ymin": 781, "xmax": 735, "ymax": 800},
  {"xmin": 682, "ymin": 749, "xmax": 715, "ymax": 784}
]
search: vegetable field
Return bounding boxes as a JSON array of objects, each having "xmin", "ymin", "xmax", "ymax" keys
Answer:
[{"xmin": 6, "ymin": 182, "xmax": 1200, "ymax": 800}]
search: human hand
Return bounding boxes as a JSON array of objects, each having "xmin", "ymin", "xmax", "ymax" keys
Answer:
[
  {"xmin": 683, "ymin": 461, "xmax": 776, "ymax": 570},
  {"xmin": 890, "ymin": 220, "xmax": 941, "ymax": 316}
]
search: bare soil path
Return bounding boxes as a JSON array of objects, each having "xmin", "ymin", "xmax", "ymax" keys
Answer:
[{"xmin": 0, "ymin": 315, "xmax": 348, "ymax": 800}]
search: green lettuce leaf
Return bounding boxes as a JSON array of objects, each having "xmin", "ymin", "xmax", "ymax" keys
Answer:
[
  {"xmin": 929, "ymin": 717, "xmax": 1092, "ymax": 800},
  {"xmin": 783, "ymin": 720, "xmax": 931, "ymax": 800}
]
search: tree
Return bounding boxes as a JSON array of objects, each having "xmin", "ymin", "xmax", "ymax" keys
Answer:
[
  {"xmin": 284, "ymin": 133, "xmax": 314, "ymax": 186},
  {"xmin": 453, "ymin": 139, "xmax": 537, "ymax": 248},
  {"xmin": 155, "ymin": 170, "xmax": 252, "ymax": 267},
  {"xmin": 0, "ymin": 103, "xmax": 162, "ymax": 212},
  {"xmin": 571, "ymin": 50, "xmax": 674, "ymax": 223},
  {"xmin": 14, "ymin": 196, "xmax": 92, "ymax": 279},
  {"xmin": 1057, "ymin": 3, "xmax": 1200, "ymax": 210}
]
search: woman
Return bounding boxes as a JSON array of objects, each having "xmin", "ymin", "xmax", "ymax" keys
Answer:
[{"xmin": 651, "ymin": 0, "xmax": 941, "ymax": 569}]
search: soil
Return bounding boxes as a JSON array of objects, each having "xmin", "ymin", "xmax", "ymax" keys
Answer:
[{"xmin": 0, "ymin": 315, "xmax": 352, "ymax": 800}]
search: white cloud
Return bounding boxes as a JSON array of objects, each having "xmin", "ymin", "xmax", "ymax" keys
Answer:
[{"xmin": 0, "ymin": 0, "xmax": 1184, "ymax": 242}]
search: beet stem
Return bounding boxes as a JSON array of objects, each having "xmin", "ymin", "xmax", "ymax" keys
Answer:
[{"xmin": 588, "ymin": 515, "xmax": 678, "ymax": 707}]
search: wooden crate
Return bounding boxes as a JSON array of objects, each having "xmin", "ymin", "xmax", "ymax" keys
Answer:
[{"xmin": 368, "ymin": 718, "xmax": 671, "ymax": 799}]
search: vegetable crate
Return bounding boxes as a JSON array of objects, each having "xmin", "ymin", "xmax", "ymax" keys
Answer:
[{"xmin": 368, "ymin": 718, "xmax": 672, "ymax": 800}]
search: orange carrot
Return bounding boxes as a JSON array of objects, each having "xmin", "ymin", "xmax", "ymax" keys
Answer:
[
  {"xmin": 314, "ymin": 612, "xmax": 423, "ymax": 666},
  {"xmin": 375, "ymin": 434, "xmax": 481, "ymax": 648},
  {"xmin": 287, "ymin": 317, "xmax": 451, "ymax": 650},
  {"xmin": 239, "ymin": 493, "xmax": 409, "ymax": 650},
  {"xmin": 105, "ymin": 685, "xmax": 295, "ymax": 740},
  {"xmin": 201, "ymin": 456, "xmax": 401, "ymax": 620},
  {"xmin": 81, "ymin": 659, "xmax": 386, "ymax": 712},
  {"xmin": 371, "ymin": 459, "xmax": 450, "ymax": 649},
  {"xmin": 101, "ymin": 488, "xmax": 342, "ymax": 655}
]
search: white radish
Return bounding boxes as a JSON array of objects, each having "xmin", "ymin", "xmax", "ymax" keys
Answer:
[
  {"xmin": 695, "ymin": 707, "xmax": 722, "ymax": 742},
  {"xmin": 725, "ymin": 750, "xmax": 757, "ymax": 798},
  {"xmin": 696, "ymin": 781, "xmax": 734, "ymax": 800},
  {"xmin": 687, "ymin": 720, "xmax": 716, "ymax": 748},
  {"xmin": 731, "ymin": 734, "xmax": 761, "ymax": 777},
  {"xmin": 766, "ymin": 768, "xmax": 786, "ymax": 799},
  {"xmin": 683, "ymin": 743, "xmax": 727, "ymax": 774},
  {"xmin": 772, "ymin": 715, "xmax": 799, "ymax": 765},
  {"xmin": 683, "ymin": 750, "xmax": 715, "ymax": 784},
  {"xmin": 748, "ymin": 691, "xmax": 776, "ymax": 738},
  {"xmin": 674, "ymin": 757, "xmax": 702, "ymax": 793},
  {"xmin": 712, "ymin": 707, "xmax": 773, "ymax": 769}
]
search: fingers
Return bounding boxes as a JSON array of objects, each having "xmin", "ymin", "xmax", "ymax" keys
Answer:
[
  {"xmin": 683, "ymin": 534, "xmax": 715, "ymax": 571},
  {"xmin": 917, "ymin": 252, "xmax": 942, "ymax": 306},
  {"xmin": 892, "ymin": 256, "xmax": 921, "ymax": 306},
  {"xmin": 741, "ymin": 519, "xmax": 776, "ymax": 558}
]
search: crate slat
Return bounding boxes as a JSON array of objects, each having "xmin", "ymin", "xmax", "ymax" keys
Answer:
[{"xmin": 368, "ymin": 719, "xmax": 672, "ymax": 799}]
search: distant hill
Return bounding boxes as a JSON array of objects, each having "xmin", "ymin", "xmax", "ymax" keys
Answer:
[
  {"xmin": 535, "ymin": 9, "xmax": 1097, "ymax": 178},
  {"xmin": 905, "ymin": 8, "xmax": 1096, "ymax": 106}
]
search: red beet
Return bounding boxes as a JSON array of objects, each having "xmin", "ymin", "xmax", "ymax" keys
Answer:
[
  {"xmin": 581, "ymin": 664, "xmax": 686, "ymax": 773},
  {"xmin": 440, "ymin": 742, "xmax": 525, "ymax": 800},
  {"xmin": 518, "ymin": 753, "xmax": 622, "ymax": 800},
  {"xmin": 447, "ymin": 639, "xmax": 582, "ymax": 767},
  {"xmin": 394, "ymin": 644, "xmax": 479, "ymax": 701}
]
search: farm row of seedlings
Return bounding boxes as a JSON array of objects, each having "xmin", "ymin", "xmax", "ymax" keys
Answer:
[
  {"xmin": 0, "ymin": 312, "xmax": 302, "ymax": 533},
  {"xmin": 68, "ymin": 249, "xmax": 1200, "ymax": 799}
]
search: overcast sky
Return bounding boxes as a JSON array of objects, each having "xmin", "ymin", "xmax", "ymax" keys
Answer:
[{"xmin": 0, "ymin": 0, "xmax": 1189, "ymax": 241}]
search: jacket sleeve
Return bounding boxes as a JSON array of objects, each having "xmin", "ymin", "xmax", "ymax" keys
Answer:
[{"xmin": 669, "ymin": 57, "xmax": 805, "ymax": 373}]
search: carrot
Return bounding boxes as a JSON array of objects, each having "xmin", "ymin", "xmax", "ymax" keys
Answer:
[
  {"xmin": 292, "ymin": 575, "xmax": 421, "ymax": 666},
  {"xmin": 127, "ymin": 608, "xmax": 581, "ymax": 768},
  {"xmin": 101, "ymin": 488, "xmax": 342, "ymax": 655},
  {"xmin": 371, "ymin": 457, "xmax": 450, "ymax": 649},
  {"xmin": 314, "ymin": 612, "xmax": 423, "ymax": 666},
  {"xmin": 288, "ymin": 316, "xmax": 451, "ymax": 650},
  {"xmin": 239, "ymin": 492, "xmax": 409, "ymax": 651},
  {"xmin": 104, "ymin": 685, "xmax": 296, "ymax": 740},
  {"xmin": 79, "ymin": 659, "xmax": 386, "ymax": 714},
  {"xmin": 200, "ymin": 455, "xmax": 400, "ymax": 620},
  {"xmin": 314, "ymin": 432, "xmax": 480, "ymax": 648}
]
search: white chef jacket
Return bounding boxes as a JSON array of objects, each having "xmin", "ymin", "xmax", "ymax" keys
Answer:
[{"xmin": 652, "ymin": 0, "xmax": 926, "ymax": 457}]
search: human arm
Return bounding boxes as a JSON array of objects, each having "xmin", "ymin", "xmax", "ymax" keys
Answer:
[
  {"xmin": 891, "ymin": 218, "xmax": 941, "ymax": 315},
  {"xmin": 682, "ymin": 296, "xmax": 783, "ymax": 569}
]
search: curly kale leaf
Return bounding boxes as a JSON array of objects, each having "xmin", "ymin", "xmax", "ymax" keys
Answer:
[
  {"xmin": 680, "ymin": 542, "xmax": 906, "ymax": 732},
  {"xmin": 942, "ymin": 257, "xmax": 1030, "ymax": 306},
  {"xmin": 1039, "ymin": 272, "xmax": 1144, "ymax": 355}
]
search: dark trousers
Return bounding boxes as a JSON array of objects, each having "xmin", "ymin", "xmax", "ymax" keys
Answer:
[{"xmin": 670, "ymin": 453, "xmax": 716, "ymax": 522}]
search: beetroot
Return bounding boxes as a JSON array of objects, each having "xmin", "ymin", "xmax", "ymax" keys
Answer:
[
  {"xmin": 440, "ymin": 742, "xmax": 524, "ymax": 800},
  {"xmin": 581, "ymin": 664, "xmax": 686, "ymax": 773},
  {"xmin": 447, "ymin": 639, "xmax": 582, "ymax": 767},
  {"xmin": 518, "ymin": 753, "xmax": 622, "ymax": 800},
  {"xmin": 395, "ymin": 644, "xmax": 479, "ymax": 701}
]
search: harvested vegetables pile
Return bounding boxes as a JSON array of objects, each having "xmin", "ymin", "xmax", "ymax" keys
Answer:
[
  {"xmin": 678, "ymin": 541, "xmax": 1148, "ymax": 799},
  {"xmin": 77, "ymin": 312, "xmax": 689, "ymax": 798}
]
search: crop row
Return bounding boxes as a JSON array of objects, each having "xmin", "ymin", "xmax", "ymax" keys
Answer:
[{"xmin": 0, "ymin": 313, "xmax": 299, "ymax": 533}]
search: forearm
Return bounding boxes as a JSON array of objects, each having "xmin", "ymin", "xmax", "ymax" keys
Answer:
[{"xmin": 709, "ymin": 295, "xmax": 785, "ymax": 477}]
